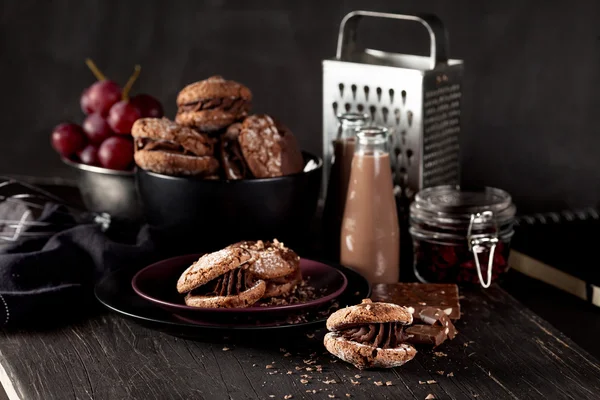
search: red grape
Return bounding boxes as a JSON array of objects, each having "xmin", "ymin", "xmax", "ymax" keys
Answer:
[
  {"xmin": 131, "ymin": 94, "xmax": 164, "ymax": 118},
  {"xmin": 82, "ymin": 113, "xmax": 114, "ymax": 145},
  {"xmin": 98, "ymin": 136, "xmax": 133, "ymax": 170},
  {"xmin": 51, "ymin": 123, "xmax": 86, "ymax": 157},
  {"xmin": 107, "ymin": 100, "xmax": 141, "ymax": 134},
  {"xmin": 77, "ymin": 145, "xmax": 100, "ymax": 166},
  {"xmin": 80, "ymin": 80, "xmax": 122, "ymax": 116}
]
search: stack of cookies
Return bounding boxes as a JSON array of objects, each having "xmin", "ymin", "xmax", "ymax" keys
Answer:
[
  {"xmin": 132, "ymin": 76, "xmax": 304, "ymax": 179},
  {"xmin": 176, "ymin": 239, "xmax": 302, "ymax": 308}
]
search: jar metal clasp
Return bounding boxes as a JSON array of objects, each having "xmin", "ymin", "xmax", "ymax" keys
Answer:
[{"xmin": 467, "ymin": 211, "xmax": 498, "ymax": 288}]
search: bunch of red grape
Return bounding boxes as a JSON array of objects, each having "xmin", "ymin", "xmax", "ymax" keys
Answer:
[{"xmin": 51, "ymin": 59, "xmax": 164, "ymax": 171}]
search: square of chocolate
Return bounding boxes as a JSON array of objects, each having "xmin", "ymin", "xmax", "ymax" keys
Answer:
[
  {"xmin": 405, "ymin": 325, "xmax": 448, "ymax": 347},
  {"xmin": 370, "ymin": 283, "xmax": 461, "ymax": 320}
]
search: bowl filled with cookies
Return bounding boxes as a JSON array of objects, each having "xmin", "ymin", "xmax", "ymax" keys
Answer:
[
  {"xmin": 131, "ymin": 239, "xmax": 347, "ymax": 323},
  {"xmin": 134, "ymin": 76, "xmax": 323, "ymax": 251}
]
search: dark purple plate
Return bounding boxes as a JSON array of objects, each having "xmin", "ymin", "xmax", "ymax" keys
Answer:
[
  {"xmin": 131, "ymin": 254, "xmax": 348, "ymax": 319},
  {"xmin": 95, "ymin": 262, "xmax": 369, "ymax": 336}
]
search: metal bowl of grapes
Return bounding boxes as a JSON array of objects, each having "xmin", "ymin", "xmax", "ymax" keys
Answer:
[{"xmin": 51, "ymin": 59, "xmax": 163, "ymax": 221}]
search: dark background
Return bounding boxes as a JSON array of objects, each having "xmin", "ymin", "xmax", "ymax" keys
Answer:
[{"xmin": 1, "ymin": 0, "xmax": 600, "ymax": 214}]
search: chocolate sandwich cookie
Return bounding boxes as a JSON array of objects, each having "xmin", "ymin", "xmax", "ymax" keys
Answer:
[
  {"xmin": 238, "ymin": 115, "xmax": 304, "ymax": 178},
  {"xmin": 132, "ymin": 117, "xmax": 220, "ymax": 176},
  {"xmin": 219, "ymin": 123, "xmax": 252, "ymax": 179},
  {"xmin": 324, "ymin": 299, "xmax": 416, "ymax": 370},
  {"xmin": 176, "ymin": 76, "xmax": 252, "ymax": 132},
  {"xmin": 229, "ymin": 239, "xmax": 302, "ymax": 298},
  {"xmin": 176, "ymin": 247, "xmax": 266, "ymax": 308}
]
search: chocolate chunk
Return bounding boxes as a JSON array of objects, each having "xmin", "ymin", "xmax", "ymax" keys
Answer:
[
  {"xmin": 405, "ymin": 325, "xmax": 447, "ymax": 347},
  {"xmin": 370, "ymin": 283, "xmax": 461, "ymax": 320},
  {"xmin": 419, "ymin": 307, "xmax": 457, "ymax": 339}
]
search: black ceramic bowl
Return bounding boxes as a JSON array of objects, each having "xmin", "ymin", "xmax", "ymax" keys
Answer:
[
  {"xmin": 62, "ymin": 158, "xmax": 142, "ymax": 221},
  {"xmin": 136, "ymin": 151, "xmax": 322, "ymax": 252}
]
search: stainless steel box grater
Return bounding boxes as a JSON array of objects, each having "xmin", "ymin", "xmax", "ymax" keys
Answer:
[{"xmin": 322, "ymin": 10, "xmax": 464, "ymax": 198}]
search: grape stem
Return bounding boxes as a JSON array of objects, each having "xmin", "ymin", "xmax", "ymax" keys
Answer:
[
  {"xmin": 85, "ymin": 58, "xmax": 106, "ymax": 81},
  {"xmin": 122, "ymin": 65, "xmax": 141, "ymax": 101}
]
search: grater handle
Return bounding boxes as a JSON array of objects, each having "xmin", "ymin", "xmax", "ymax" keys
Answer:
[{"xmin": 336, "ymin": 10, "xmax": 449, "ymax": 69}]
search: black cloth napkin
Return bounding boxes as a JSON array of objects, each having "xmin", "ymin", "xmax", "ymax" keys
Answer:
[{"xmin": 0, "ymin": 202, "xmax": 161, "ymax": 328}]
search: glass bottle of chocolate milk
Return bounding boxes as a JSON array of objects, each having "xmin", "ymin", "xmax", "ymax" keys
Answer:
[
  {"xmin": 340, "ymin": 126, "xmax": 400, "ymax": 284},
  {"xmin": 322, "ymin": 113, "xmax": 369, "ymax": 262}
]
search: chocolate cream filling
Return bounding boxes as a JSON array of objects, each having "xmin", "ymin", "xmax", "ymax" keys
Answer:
[
  {"xmin": 136, "ymin": 138, "xmax": 196, "ymax": 156},
  {"xmin": 190, "ymin": 269, "xmax": 254, "ymax": 297},
  {"xmin": 221, "ymin": 137, "xmax": 251, "ymax": 179},
  {"xmin": 179, "ymin": 97, "xmax": 247, "ymax": 114},
  {"xmin": 340, "ymin": 322, "xmax": 407, "ymax": 349}
]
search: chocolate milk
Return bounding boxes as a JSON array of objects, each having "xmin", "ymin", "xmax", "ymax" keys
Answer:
[
  {"xmin": 340, "ymin": 152, "xmax": 400, "ymax": 284},
  {"xmin": 322, "ymin": 137, "xmax": 355, "ymax": 259}
]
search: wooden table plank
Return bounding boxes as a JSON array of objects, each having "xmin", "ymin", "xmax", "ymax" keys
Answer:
[{"xmin": 1, "ymin": 285, "xmax": 599, "ymax": 400}]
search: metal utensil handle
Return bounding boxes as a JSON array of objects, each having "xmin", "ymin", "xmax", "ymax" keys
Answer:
[{"xmin": 336, "ymin": 10, "xmax": 449, "ymax": 69}]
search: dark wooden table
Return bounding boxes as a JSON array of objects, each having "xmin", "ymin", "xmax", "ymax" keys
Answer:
[{"xmin": 2, "ymin": 283, "xmax": 599, "ymax": 400}]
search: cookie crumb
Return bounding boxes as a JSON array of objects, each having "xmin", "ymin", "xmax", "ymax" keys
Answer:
[
  {"xmin": 266, "ymin": 365, "xmax": 274, "ymax": 369},
  {"xmin": 447, "ymin": 372, "xmax": 454, "ymax": 377},
  {"xmin": 436, "ymin": 371, "xmax": 444, "ymax": 375},
  {"xmin": 419, "ymin": 381, "xmax": 426, "ymax": 385},
  {"xmin": 300, "ymin": 379, "xmax": 309, "ymax": 384},
  {"xmin": 323, "ymin": 379, "xmax": 337, "ymax": 384},
  {"xmin": 434, "ymin": 351, "xmax": 447, "ymax": 357},
  {"xmin": 425, "ymin": 395, "xmax": 436, "ymax": 400},
  {"xmin": 346, "ymin": 394, "xmax": 351, "ymax": 398},
  {"xmin": 328, "ymin": 395, "xmax": 335, "ymax": 398},
  {"xmin": 374, "ymin": 381, "xmax": 383, "ymax": 386},
  {"xmin": 306, "ymin": 333, "xmax": 315, "ymax": 339},
  {"xmin": 287, "ymin": 371, "xmax": 293, "ymax": 375},
  {"xmin": 427, "ymin": 380, "xmax": 437, "ymax": 384},
  {"xmin": 295, "ymin": 367, "xmax": 303, "ymax": 371},
  {"xmin": 284, "ymin": 352, "xmax": 292, "ymax": 357},
  {"xmin": 306, "ymin": 367, "xmax": 314, "ymax": 371},
  {"xmin": 252, "ymin": 364, "xmax": 257, "ymax": 367},
  {"xmin": 222, "ymin": 347, "xmax": 230, "ymax": 351},
  {"xmin": 280, "ymin": 348, "xmax": 287, "ymax": 352},
  {"xmin": 354, "ymin": 374, "xmax": 361, "ymax": 379},
  {"xmin": 385, "ymin": 381, "xmax": 393, "ymax": 386},
  {"xmin": 284, "ymin": 395, "xmax": 293, "ymax": 399},
  {"xmin": 350, "ymin": 379, "xmax": 360, "ymax": 385},
  {"xmin": 269, "ymin": 396, "xmax": 274, "ymax": 398}
]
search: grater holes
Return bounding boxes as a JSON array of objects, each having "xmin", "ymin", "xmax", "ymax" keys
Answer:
[
  {"xmin": 401, "ymin": 130, "xmax": 407, "ymax": 145},
  {"xmin": 394, "ymin": 147, "xmax": 401, "ymax": 157},
  {"xmin": 399, "ymin": 167, "xmax": 408, "ymax": 186},
  {"xmin": 394, "ymin": 108, "xmax": 401, "ymax": 125},
  {"xmin": 407, "ymin": 110, "xmax": 414, "ymax": 127},
  {"xmin": 344, "ymin": 103, "xmax": 351, "ymax": 112},
  {"xmin": 382, "ymin": 107, "xmax": 389, "ymax": 124},
  {"xmin": 406, "ymin": 149, "xmax": 413, "ymax": 166},
  {"xmin": 401, "ymin": 90, "xmax": 407, "ymax": 105},
  {"xmin": 357, "ymin": 104, "xmax": 364, "ymax": 113},
  {"xmin": 351, "ymin": 84, "xmax": 357, "ymax": 100},
  {"xmin": 364, "ymin": 86, "xmax": 370, "ymax": 101},
  {"xmin": 338, "ymin": 83, "xmax": 344, "ymax": 98},
  {"xmin": 332, "ymin": 102, "xmax": 338, "ymax": 116},
  {"xmin": 376, "ymin": 87, "xmax": 382, "ymax": 102},
  {"xmin": 389, "ymin": 89, "xmax": 395, "ymax": 104},
  {"xmin": 369, "ymin": 105, "xmax": 377, "ymax": 121}
]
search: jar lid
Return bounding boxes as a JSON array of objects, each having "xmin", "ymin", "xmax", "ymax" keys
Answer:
[{"xmin": 410, "ymin": 185, "xmax": 516, "ymax": 227}]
